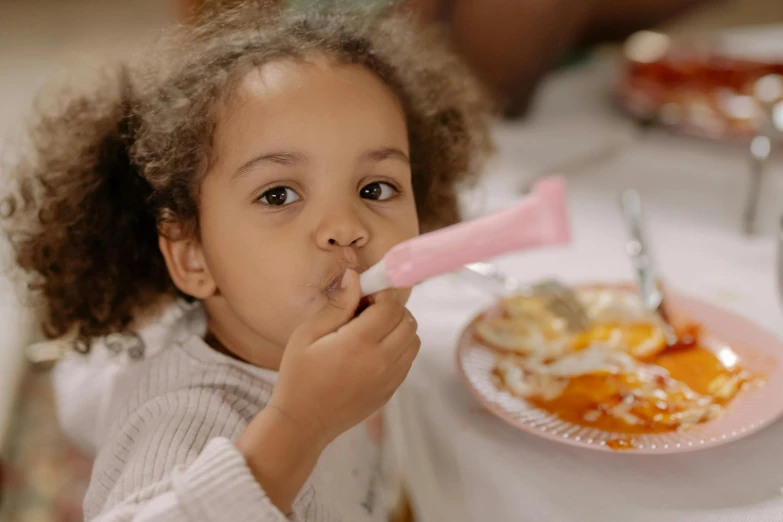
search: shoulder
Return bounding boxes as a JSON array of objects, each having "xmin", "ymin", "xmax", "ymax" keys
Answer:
[
  {"xmin": 86, "ymin": 355, "xmax": 272, "ymax": 512},
  {"xmin": 106, "ymin": 330, "xmax": 277, "ymax": 425}
]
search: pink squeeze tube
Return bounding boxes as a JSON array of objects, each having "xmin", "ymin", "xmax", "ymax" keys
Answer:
[{"xmin": 359, "ymin": 176, "xmax": 570, "ymax": 296}]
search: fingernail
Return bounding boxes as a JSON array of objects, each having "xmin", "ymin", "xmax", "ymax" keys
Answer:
[{"xmin": 340, "ymin": 270, "xmax": 350, "ymax": 289}]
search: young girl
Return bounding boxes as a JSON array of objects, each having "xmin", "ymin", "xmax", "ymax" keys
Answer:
[{"xmin": 3, "ymin": 1, "xmax": 491, "ymax": 520}]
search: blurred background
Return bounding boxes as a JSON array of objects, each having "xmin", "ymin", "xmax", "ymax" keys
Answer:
[{"xmin": 1, "ymin": 0, "xmax": 781, "ymax": 521}]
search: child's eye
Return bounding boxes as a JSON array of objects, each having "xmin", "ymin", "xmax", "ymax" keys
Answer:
[
  {"xmin": 360, "ymin": 182, "xmax": 397, "ymax": 201},
  {"xmin": 257, "ymin": 186, "xmax": 300, "ymax": 206}
]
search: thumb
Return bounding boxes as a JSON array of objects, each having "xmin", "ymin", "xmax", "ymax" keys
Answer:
[{"xmin": 292, "ymin": 269, "xmax": 361, "ymax": 346}]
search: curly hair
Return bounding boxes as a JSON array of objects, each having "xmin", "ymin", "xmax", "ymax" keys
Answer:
[{"xmin": 2, "ymin": 0, "xmax": 493, "ymax": 347}]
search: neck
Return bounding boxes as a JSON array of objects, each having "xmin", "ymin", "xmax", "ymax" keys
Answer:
[
  {"xmin": 204, "ymin": 330, "xmax": 251, "ymax": 364},
  {"xmin": 203, "ymin": 300, "xmax": 285, "ymax": 371}
]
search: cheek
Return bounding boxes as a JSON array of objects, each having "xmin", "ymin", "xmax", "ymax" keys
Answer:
[
  {"xmin": 386, "ymin": 198, "xmax": 420, "ymax": 247},
  {"xmin": 375, "ymin": 195, "xmax": 419, "ymax": 236},
  {"xmin": 402, "ymin": 196, "xmax": 420, "ymax": 236},
  {"xmin": 214, "ymin": 243, "xmax": 314, "ymax": 342},
  {"xmin": 200, "ymin": 211, "xmax": 313, "ymax": 336},
  {"xmin": 364, "ymin": 199, "xmax": 419, "ymax": 266}
]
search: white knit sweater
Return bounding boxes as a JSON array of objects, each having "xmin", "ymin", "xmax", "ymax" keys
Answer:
[{"xmin": 76, "ymin": 303, "xmax": 387, "ymax": 522}]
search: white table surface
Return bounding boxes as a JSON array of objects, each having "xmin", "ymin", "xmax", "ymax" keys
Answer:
[{"xmin": 388, "ymin": 59, "xmax": 783, "ymax": 522}]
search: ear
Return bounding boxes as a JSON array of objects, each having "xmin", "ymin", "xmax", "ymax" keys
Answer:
[{"xmin": 158, "ymin": 234, "xmax": 217, "ymax": 300}]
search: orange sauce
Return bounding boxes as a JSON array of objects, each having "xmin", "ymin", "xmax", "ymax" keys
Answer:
[
  {"xmin": 653, "ymin": 346, "xmax": 729, "ymax": 397},
  {"xmin": 531, "ymin": 326, "xmax": 746, "ymax": 435},
  {"xmin": 606, "ymin": 439, "xmax": 638, "ymax": 451},
  {"xmin": 530, "ymin": 373, "xmax": 674, "ymax": 434}
]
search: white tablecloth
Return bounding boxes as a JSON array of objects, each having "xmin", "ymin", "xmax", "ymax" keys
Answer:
[{"xmin": 388, "ymin": 59, "xmax": 783, "ymax": 522}]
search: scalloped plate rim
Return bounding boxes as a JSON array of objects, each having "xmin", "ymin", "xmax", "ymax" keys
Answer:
[{"xmin": 455, "ymin": 285, "xmax": 783, "ymax": 454}]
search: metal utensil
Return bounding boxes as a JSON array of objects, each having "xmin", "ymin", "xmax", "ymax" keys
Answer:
[
  {"xmin": 533, "ymin": 279, "xmax": 592, "ymax": 332},
  {"xmin": 463, "ymin": 261, "xmax": 521, "ymax": 295},
  {"xmin": 744, "ymin": 134, "xmax": 772, "ymax": 235},
  {"xmin": 463, "ymin": 262, "xmax": 590, "ymax": 332},
  {"xmin": 618, "ymin": 189, "xmax": 677, "ymax": 344},
  {"xmin": 744, "ymin": 75, "xmax": 783, "ymax": 235},
  {"xmin": 777, "ymin": 215, "xmax": 783, "ymax": 306}
]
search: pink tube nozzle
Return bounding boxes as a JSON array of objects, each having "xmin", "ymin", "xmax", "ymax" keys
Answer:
[{"xmin": 359, "ymin": 176, "xmax": 570, "ymax": 296}]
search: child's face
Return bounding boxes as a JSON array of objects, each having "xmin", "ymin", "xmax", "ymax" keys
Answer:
[{"xmin": 183, "ymin": 57, "xmax": 419, "ymax": 364}]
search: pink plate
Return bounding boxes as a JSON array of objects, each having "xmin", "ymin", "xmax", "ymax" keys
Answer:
[{"xmin": 456, "ymin": 288, "xmax": 783, "ymax": 454}]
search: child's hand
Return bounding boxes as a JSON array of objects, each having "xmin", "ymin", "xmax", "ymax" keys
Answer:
[
  {"xmin": 237, "ymin": 268, "xmax": 419, "ymax": 511},
  {"xmin": 271, "ymin": 268, "xmax": 419, "ymax": 445}
]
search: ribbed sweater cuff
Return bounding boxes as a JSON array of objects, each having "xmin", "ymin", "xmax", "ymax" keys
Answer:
[{"xmin": 173, "ymin": 437, "xmax": 290, "ymax": 521}]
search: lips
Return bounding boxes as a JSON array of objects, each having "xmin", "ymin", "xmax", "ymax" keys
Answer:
[
  {"xmin": 325, "ymin": 270, "xmax": 346, "ymax": 295},
  {"xmin": 321, "ymin": 266, "xmax": 373, "ymax": 315},
  {"xmin": 324, "ymin": 265, "xmax": 363, "ymax": 295}
]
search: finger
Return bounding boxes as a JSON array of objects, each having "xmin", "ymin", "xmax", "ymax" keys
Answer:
[
  {"xmin": 292, "ymin": 269, "xmax": 361, "ymax": 346},
  {"xmin": 382, "ymin": 335, "xmax": 421, "ymax": 396},
  {"xmin": 394, "ymin": 333, "xmax": 421, "ymax": 368},
  {"xmin": 343, "ymin": 294, "xmax": 406, "ymax": 343},
  {"xmin": 371, "ymin": 288, "xmax": 400, "ymax": 304},
  {"xmin": 378, "ymin": 309, "xmax": 418, "ymax": 357}
]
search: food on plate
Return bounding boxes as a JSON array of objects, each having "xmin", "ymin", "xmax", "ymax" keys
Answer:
[
  {"xmin": 617, "ymin": 35, "xmax": 783, "ymax": 140},
  {"xmin": 474, "ymin": 288, "xmax": 754, "ymax": 435}
]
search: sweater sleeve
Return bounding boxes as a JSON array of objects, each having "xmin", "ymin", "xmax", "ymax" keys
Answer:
[
  {"xmin": 90, "ymin": 437, "xmax": 293, "ymax": 522},
  {"xmin": 89, "ymin": 437, "xmax": 299, "ymax": 522},
  {"xmin": 83, "ymin": 385, "xmax": 354, "ymax": 522}
]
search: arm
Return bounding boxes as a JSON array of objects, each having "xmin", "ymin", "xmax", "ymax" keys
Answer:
[
  {"xmin": 92, "ymin": 437, "xmax": 292, "ymax": 522},
  {"xmin": 446, "ymin": 0, "xmax": 597, "ymax": 118},
  {"xmin": 586, "ymin": 0, "xmax": 716, "ymax": 41},
  {"xmin": 82, "ymin": 383, "xmax": 302, "ymax": 521},
  {"xmin": 237, "ymin": 270, "xmax": 419, "ymax": 513},
  {"xmin": 88, "ymin": 397, "xmax": 351, "ymax": 522},
  {"xmin": 89, "ymin": 270, "xmax": 418, "ymax": 520},
  {"xmin": 399, "ymin": 0, "xmax": 597, "ymax": 117},
  {"xmin": 400, "ymin": 0, "xmax": 711, "ymax": 117},
  {"xmin": 236, "ymin": 407, "xmax": 326, "ymax": 514}
]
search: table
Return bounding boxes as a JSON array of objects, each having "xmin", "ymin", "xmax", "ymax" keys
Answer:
[{"xmin": 388, "ymin": 58, "xmax": 783, "ymax": 522}]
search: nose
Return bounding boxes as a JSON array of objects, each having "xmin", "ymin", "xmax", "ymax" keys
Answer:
[{"xmin": 315, "ymin": 204, "xmax": 369, "ymax": 249}]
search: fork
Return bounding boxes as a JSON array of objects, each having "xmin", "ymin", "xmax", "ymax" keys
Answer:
[
  {"xmin": 743, "ymin": 75, "xmax": 783, "ymax": 236},
  {"xmin": 777, "ymin": 215, "xmax": 783, "ymax": 306},
  {"xmin": 462, "ymin": 262, "xmax": 591, "ymax": 332},
  {"xmin": 618, "ymin": 189, "xmax": 677, "ymax": 344}
]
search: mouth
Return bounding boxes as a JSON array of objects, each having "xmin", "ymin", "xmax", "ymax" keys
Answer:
[
  {"xmin": 355, "ymin": 295, "xmax": 373, "ymax": 316},
  {"xmin": 324, "ymin": 270, "xmax": 347, "ymax": 295},
  {"xmin": 324, "ymin": 265, "xmax": 363, "ymax": 295},
  {"xmin": 323, "ymin": 266, "xmax": 373, "ymax": 315}
]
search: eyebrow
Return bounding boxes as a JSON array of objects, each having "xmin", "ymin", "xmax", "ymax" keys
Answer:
[
  {"xmin": 361, "ymin": 147, "xmax": 410, "ymax": 165},
  {"xmin": 232, "ymin": 146, "xmax": 410, "ymax": 182},
  {"xmin": 233, "ymin": 151, "xmax": 308, "ymax": 181}
]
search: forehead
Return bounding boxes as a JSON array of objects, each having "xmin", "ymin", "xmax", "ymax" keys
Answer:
[{"xmin": 212, "ymin": 55, "xmax": 409, "ymax": 162}]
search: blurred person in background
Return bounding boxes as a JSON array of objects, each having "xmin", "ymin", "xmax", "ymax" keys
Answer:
[{"xmin": 177, "ymin": 0, "xmax": 712, "ymax": 116}]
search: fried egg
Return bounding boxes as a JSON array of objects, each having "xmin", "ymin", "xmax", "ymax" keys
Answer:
[
  {"xmin": 480, "ymin": 287, "xmax": 749, "ymax": 434},
  {"xmin": 472, "ymin": 294, "xmax": 570, "ymax": 357}
]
